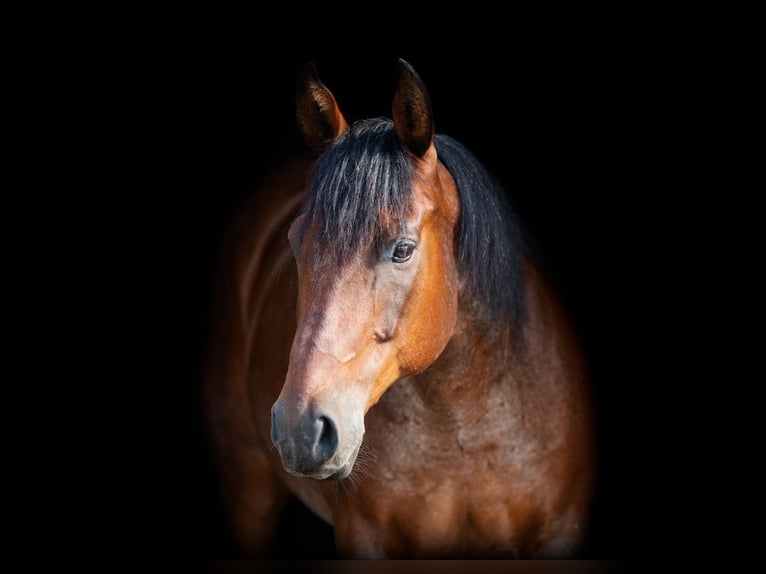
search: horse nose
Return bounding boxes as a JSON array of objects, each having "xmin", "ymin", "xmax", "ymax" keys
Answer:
[{"xmin": 270, "ymin": 401, "xmax": 339, "ymax": 466}]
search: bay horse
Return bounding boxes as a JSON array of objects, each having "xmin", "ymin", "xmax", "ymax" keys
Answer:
[{"xmin": 205, "ymin": 59, "xmax": 595, "ymax": 558}]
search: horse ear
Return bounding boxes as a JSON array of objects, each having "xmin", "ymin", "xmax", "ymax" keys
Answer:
[
  {"xmin": 392, "ymin": 58, "xmax": 434, "ymax": 159},
  {"xmin": 296, "ymin": 63, "xmax": 349, "ymax": 151}
]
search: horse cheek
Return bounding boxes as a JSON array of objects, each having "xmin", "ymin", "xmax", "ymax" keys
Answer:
[{"xmin": 399, "ymin": 235, "xmax": 458, "ymax": 375}]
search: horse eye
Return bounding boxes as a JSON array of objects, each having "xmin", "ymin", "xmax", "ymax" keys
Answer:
[{"xmin": 392, "ymin": 241, "xmax": 415, "ymax": 263}]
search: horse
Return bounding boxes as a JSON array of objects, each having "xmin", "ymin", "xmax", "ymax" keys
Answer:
[{"xmin": 204, "ymin": 59, "xmax": 596, "ymax": 558}]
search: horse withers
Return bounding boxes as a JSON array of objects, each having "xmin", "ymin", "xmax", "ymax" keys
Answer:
[{"xmin": 205, "ymin": 59, "xmax": 596, "ymax": 558}]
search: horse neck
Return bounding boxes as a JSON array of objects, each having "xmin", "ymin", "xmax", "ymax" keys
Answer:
[
  {"xmin": 410, "ymin": 267, "xmax": 530, "ymax": 424},
  {"xmin": 409, "ymin": 254, "xmax": 587, "ymax": 434}
]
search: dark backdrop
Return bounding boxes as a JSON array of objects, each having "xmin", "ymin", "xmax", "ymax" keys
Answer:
[{"xmin": 103, "ymin": 14, "xmax": 688, "ymax": 558}]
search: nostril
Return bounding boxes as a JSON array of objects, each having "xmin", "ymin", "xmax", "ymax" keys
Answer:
[
  {"xmin": 270, "ymin": 404, "xmax": 281, "ymax": 448},
  {"xmin": 313, "ymin": 415, "xmax": 339, "ymax": 463}
]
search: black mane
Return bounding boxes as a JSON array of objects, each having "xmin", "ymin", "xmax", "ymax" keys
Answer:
[
  {"xmin": 302, "ymin": 117, "xmax": 527, "ymax": 334},
  {"xmin": 434, "ymin": 133, "xmax": 527, "ymax": 335}
]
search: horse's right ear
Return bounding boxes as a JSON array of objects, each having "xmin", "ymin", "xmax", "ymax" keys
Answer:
[{"xmin": 296, "ymin": 63, "xmax": 349, "ymax": 152}]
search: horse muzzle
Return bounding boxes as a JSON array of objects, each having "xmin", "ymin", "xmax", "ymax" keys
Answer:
[{"xmin": 270, "ymin": 400, "xmax": 363, "ymax": 480}]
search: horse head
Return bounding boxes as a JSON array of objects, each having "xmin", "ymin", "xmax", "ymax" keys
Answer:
[{"xmin": 270, "ymin": 60, "xmax": 460, "ymax": 480}]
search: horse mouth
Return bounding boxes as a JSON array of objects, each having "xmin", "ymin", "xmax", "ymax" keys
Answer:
[
  {"xmin": 281, "ymin": 443, "xmax": 360, "ymax": 481},
  {"xmin": 283, "ymin": 462, "xmax": 353, "ymax": 481},
  {"xmin": 329, "ymin": 462, "xmax": 355, "ymax": 481}
]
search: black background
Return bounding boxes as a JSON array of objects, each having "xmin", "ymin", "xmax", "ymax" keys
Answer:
[{"xmin": 75, "ymin": 10, "xmax": 703, "ymax": 558}]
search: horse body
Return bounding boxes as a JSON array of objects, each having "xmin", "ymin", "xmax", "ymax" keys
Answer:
[{"xmin": 205, "ymin": 61, "xmax": 595, "ymax": 558}]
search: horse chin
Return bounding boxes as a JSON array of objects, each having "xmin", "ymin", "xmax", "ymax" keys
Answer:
[
  {"xmin": 329, "ymin": 442, "xmax": 362, "ymax": 481},
  {"xmin": 328, "ymin": 465, "xmax": 353, "ymax": 481}
]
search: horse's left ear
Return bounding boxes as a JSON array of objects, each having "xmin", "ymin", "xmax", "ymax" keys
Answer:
[{"xmin": 392, "ymin": 58, "xmax": 434, "ymax": 160}]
